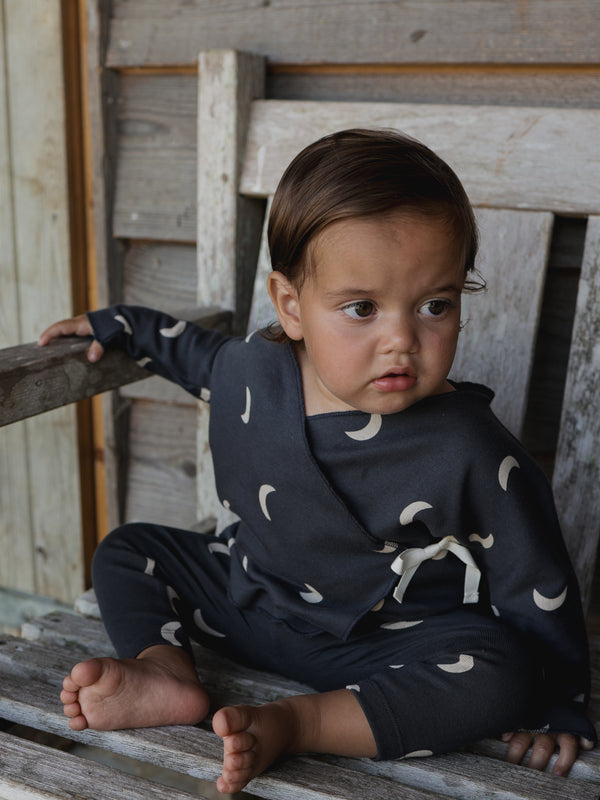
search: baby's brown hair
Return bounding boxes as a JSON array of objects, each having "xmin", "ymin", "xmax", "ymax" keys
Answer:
[{"xmin": 266, "ymin": 128, "xmax": 481, "ymax": 341}]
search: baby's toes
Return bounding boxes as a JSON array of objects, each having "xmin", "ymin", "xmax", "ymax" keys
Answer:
[
  {"xmin": 223, "ymin": 730, "xmax": 255, "ymax": 755},
  {"xmin": 60, "ymin": 687, "xmax": 78, "ymax": 705},
  {"xmin": 62, "ymin": 700, "xmax": 82, "ymax": 719},
  {"xmin": 225, "ymin": 748, "xmax": 256, "ymax": 772},
  {"xmin": 62, "ymin": 674, "xmax": 80, "ymax": 693}
]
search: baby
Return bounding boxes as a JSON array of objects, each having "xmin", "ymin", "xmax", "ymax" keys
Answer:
[{"xmin": 39, "ymin": 128, "xmax": 595, "ymax": 793}]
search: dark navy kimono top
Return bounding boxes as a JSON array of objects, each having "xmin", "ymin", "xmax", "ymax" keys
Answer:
[{"xmin": 88, "ymin": 305, "xmax": 595, "ymax": 742}]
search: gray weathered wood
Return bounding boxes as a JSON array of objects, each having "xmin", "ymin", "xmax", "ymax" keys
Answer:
[
  {"xmin": 197, "ymin": 49, "xmax": 265, "ymax": 332},
  {"xmin": 451, "ymin": 209, "xmax": 553, "ymax": 437},
  {"xmin": 113, "ymin": 73, "xmax": 198, "ymax": 242},
  {"xmin": 123, "ymin": 242, "xmax": 197, "ymax": 310},
  {"xmin": 1, "ymin": 0, "xmax": 83, "ymax": 603},
  {"xmin": 0, "ymin": 731, "xmax": 211, "ymax": 800},
  {"xmin": 241, "ymin": 101, "xmax": 600, "ymax": 215},
  {"xmin": 0, "ymin": 309, "xmax": 231, "ymax": 427},
  {"xmin": 107, "ymin": 1, "xmax": 600, "ymax": 67},
  {"xmin": 553, "ymin": 217, "xmax": 600, "ymax": 607}
]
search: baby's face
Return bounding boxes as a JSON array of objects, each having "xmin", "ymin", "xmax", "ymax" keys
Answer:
[{"xmin": 290, "ymin": 211, "xmax": 465, "ymax": 416}]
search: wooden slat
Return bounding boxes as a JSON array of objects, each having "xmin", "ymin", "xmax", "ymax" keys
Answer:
[
  {"xmin": 0, "ymin": 731, "xmax": 210, "ymax": 800},
  {"xmin": 240, "ymin": 101, "xmax": 600, "ymax": 215},
  {"xmin": 113, "ymin": 73, "xmax": 197, "ymax": 241},
  {"xmin": 0, "ymin": 309, "xmax": 231, "ymax": 427},
  {"xmin": 0, "ymin": 3, "xmax": 35, "ymax": 596},
  {"xmin": 124, "ymin": 401, "xmax": 199, "ymax": 528},
  {"xmin": 268, "ymin": 67, "xmax": 600, "ymax": 111},
  {"xmin": 553, "ymin": 217, "xmax": 600, "ymax": 607},
  {"xmin": 197, "ymin": 49, "xmax": 265, "ymax": 331},
  {"xmin": 123, "ymin": 242, "xmax": 197, "ymax": 310},
  {"xmin": 1, "ymin": 0, "xmax": 83, "ymax": 603},
  {"xmin": 106, "ymin": 1, "xmax": 600, "ymax": 67},
  {"xmin": 451, "ymin": 209, "xmax": 552, "ymax": 437}
]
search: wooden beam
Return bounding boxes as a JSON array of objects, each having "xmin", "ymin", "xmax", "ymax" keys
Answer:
[
  {"xmin": 106, "ymin": 0, "xmax": 600, "ymax": 67},
  {"xmin": 0, "ymin": 309, "xmax": 232, "ymax": 428}
]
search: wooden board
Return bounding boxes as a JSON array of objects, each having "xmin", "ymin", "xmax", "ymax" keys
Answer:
[
  {"xmin": 106, "ymin": 1, "xmax": 600, "ymax": 67},
  {"xmin": 451, "ymin": 209, "xmax": 553, "ymax": 437},
  {"xmin": 553, "ymin": 217, "xmax": 600, "ymax": 606},
  {"xmin": 0, "ymin": 2, "xmax": 35, "ymax": 595},
  {"xmin": 0, "ymin": 731, "xmax": 211, "ymax": 800},
  {"xmin": 241, "ymin": 101, "xmax": 600, "ymax": 215},
  {"xmin": 0, "ymin": 0, "xmax": 82, "ymax": 602}
]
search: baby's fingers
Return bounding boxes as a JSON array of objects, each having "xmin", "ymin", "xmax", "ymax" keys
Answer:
[
  {"xmin": 552, "ymin": 733, "xmax": 579, "ymax": 776},
  {"xmin": 38, "ymin": 314, "xmax": 93, "ymax": 345}
]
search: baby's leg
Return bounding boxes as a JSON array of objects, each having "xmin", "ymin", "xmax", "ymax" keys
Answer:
[
  {"xmin": 61, "ymin": 644, "xmax": 209, "ymax": 731},
  {"xmin": 61, "ymin": 522, "xmax": 232, "ymax": 732},
  {"xmin": 212, "ymin": 689, "xmax": 376, "ymax": 794}
]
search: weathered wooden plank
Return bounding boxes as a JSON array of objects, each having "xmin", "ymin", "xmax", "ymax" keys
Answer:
[
  {"xmin": 268, "ymin": 66, "xmax": 600, "ymax": 110},
  {"xmin": 2, "ymin": 0, "xmax": 83, "ymax": 602},
  {"xmin": 451, "ymin": 209, "xmax": 552, "ymax": 437},
  {"xmin": 124, "ymin": 401, "xmax": 199, "ymax": 528},
  {"xmin": 0, "ymin": 309, "xmax": 231, "ymax": 427},
  {"xmin": 113, "ymin": 73, "xmax": 198, "ymax": 241},
  {"xmin": 0, "ymin": 732, "xmax": 212, "ymax": 800},
  {"xmin": 197, "ymin": 49, "xmax": 265, "ymax": 331},
  {"xmin": 123, "ymin": 242, "xmax": 197, "ymax": 310},
  {"xmin": 107, "ymin": 0, "xmax": 600, "ymax": 67},
  {"xmin": 0, "ymin": 4, "xmax": 35, "ymax": 596},
  {"xmin": 241, "ymin": 101, "xmax": 600, "ymax": 215},
  {"xmin": 553, "ymin": 217, "xmax": 600, "ymax": 607}
]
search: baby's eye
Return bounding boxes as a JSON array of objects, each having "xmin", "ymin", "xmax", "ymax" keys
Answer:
[
  {"xmin": 342, "ymin": 301, "xmax": 376, "ymax": 319},
  {"xmin": 420, "ymin": 299, "xmax": 451, "ymax": 318}
]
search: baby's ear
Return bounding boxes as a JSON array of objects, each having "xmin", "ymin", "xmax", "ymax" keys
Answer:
[{"xmin": 267, "ymin": 271, "xmax": 304, "ymax": 341}]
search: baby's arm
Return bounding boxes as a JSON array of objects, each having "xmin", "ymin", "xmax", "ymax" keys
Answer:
[{"xmin": 38, "ymin": 314, "xmax": 105, "ymax": 363}]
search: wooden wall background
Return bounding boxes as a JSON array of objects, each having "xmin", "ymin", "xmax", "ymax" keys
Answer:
[
  {"xmin": 0, "ymin": 0, "xmax": 85, "ymax": 607},
  {"xmin": 84, "ymin": 0, "xmax": 600, "ymax": 549}
]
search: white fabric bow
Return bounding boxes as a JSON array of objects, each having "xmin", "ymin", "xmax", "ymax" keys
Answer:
[{"xmin": 391, "ymin": 535, "xmax": 481, "ymax": 605}]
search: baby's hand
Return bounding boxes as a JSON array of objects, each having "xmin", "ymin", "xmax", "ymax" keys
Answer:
[
  {"xmin": 38, "ymin": 314, "xmax": 105, "ymax": 363},
  {"xmin": 503, "ymin": 730, "xmax": 594, "ymax": 776}
]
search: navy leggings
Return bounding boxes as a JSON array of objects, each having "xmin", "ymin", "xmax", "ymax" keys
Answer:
[{"xmin": 92, "ymin": 522, "xmax": 540, "ymax": 760}]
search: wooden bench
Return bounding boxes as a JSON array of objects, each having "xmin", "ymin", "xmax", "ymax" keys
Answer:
[{"xmin": 2, "ymin": 47, "xmax": 600, "ymax": 799}]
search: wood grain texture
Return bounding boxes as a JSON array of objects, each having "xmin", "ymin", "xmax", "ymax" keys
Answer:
[
  {"xmin": 106, "ymin": 1, "xmax": 600, "ymax": 67},
  {"xmin": 1, "ymin": 0, "xmax": 83, "ymax": 602},
  {"xmin": 451, "ymin": 209, "xmax": 553, "ymax": 437},
  {"xmin": 0, "ymin": 731, "xmax": 211, "ymax": 800},
  {"xmin": 241, "ymin": 101, "xmax": 600, "ymax": 214},
  {"xmin": 553, "ymin": 217, "xmax": 600, "ymax": 607}
]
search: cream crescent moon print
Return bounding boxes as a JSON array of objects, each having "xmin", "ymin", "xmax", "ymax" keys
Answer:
[
  {"xmin": 241, "ymin": 387, "xmax": 251, "ymax": 424},
  {"xmin": 159, "ymin": 320, "xmax": 186, "ymax": 337},
  {"xmin": 533, "ymin": 585, "xmax": 567, "ymax": 611},
  {"xmin": 160, "ymin": 621, "xmax": 182, "ymax": 646},
  {"xmin": 259, "ymin": 484, "xmax": 276, "ymax": 520},
  {"xmin": 344, "ymin": 413, "xmax": 382, "ymax": 441},
  {"xmin": 193, "ymin": 608, "xmax": 226, "ymax": 638},
  {"xmin": 437, "ymin": 654, "xmax": 474, "ymax": 673},
  {"xmin": 399, "ymin": 501, "xmax": 433, "ymax": 526},
  {"xmin": 498, "ymin": 455, "xmax": 520, "ymax": 491},
  {"xmin": 299, "ymin": 583, "xmax": 323, "ymax": 604},
  {"xmin": 114, "ymin": 314, "xmax": 132, "ymax": 335}
]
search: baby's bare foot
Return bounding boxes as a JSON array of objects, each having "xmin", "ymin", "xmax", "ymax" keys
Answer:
[
  {"xmin": 212, "ymin": 700, "xmax": 302, "ymax": 794},
  {"xmin": 60, "ymin": 645, "xmax": 210, "ymax": 732}
]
